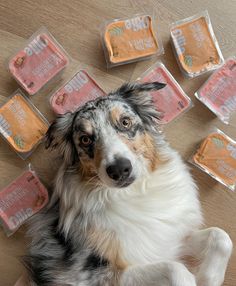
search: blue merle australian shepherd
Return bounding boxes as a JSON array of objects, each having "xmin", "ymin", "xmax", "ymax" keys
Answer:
[{"xmin": 23, "ymin": 82, "xmax": 232, "ymax": 286}]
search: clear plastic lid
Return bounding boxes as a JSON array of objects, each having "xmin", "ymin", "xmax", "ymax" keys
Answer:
[
  {"xmin": 50, "ymin": 69, "xmax": 106, "ymax": 114},
  {"xmin": 189, "ymin": 129, "xmax": 236, "ymax": 191},
  {"xmin": 0, "ymin": 164, "xmax": 48, "ymax": 236},
  {"xmin": 8, "ymin": 27, "xmax": 69, "ymax": 95},
  {"xmin": 0, "ymin": 89, "xmax": 49, "ymax": 159},
  {"xmin": 136, "ymin": 61, "xmax": 193, "ymax": 124},
  {"xmin": 195, "ymin": 57, "xmax": 236, "ymax": 124},
  {"xmin": 170, "ymin": 11, "xmax": 224, "ymax": 78},
  {"xmin": 101, "ymin": 13, "xmax": 164, "ymax": 68}
]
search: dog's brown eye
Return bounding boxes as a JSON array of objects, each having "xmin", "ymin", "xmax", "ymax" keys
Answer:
[
  {"xmin": 121, "ymin": 117, "xmax": 132, "ymax": 129},
  {"xmin": 80, "ymin": 135, "xmax": 92, "ymax": 146}
]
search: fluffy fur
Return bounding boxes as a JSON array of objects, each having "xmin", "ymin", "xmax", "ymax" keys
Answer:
[{"xmin": 24, "ymin": 82, "xmax": 232, "ymax": 286}]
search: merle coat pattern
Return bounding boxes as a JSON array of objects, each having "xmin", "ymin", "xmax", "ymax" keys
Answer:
[{"xmin": 23, "ymin": 82, "xmax": 232, "ymax": 286}]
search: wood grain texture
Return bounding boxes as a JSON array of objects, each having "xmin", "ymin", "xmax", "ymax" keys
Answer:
[{"xmin": 0, "ymin": 0, "xmax": 235, "ymax": 285}]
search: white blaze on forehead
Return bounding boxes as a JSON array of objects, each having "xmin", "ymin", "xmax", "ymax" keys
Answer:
[
  {"xmin": 95, "ymin": 106, "xmax": 136, "ymax": 164},
  {"xmin": 101, "ymin": 126, "xmax": 134, "ymax": 163}
]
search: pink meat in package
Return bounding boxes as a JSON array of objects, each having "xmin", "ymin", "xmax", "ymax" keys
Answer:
[
  {"xmin": 0, "ymin": 168, "xmax": 48, "ymax": 236},
  {"xmin": 50, "ymin": 70, "xmax": 106, "ymax": 114},
  {"xmin": 9, "ymin": 28, "xmax": 69, "ymax": 95},
  {"xmin": 195, "ymin": 57, "xmax": 236, "ymax": 124},
  {"xmin": 138, "ymin": 62, "xmax": 192, "ymax": 124}
]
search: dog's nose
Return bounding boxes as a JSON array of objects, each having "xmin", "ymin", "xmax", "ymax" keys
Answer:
[{"xmin": 106, "ymin": 158, "xmax": 132, "ymax": 181}]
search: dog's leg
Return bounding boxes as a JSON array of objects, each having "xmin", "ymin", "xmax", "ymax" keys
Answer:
[
  {"xmin": 120, "ymin": 261, "xmax": 196, "ymax": 286},
  {"xmin": 186, "ymin": 227, "xmax": 233, "ymax": 286}
]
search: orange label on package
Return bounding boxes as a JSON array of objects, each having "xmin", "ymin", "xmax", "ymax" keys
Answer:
[
  {"xmin": 193, "ymin": 132, "xmax": 236, "ymax": 187},
  {"xmin": 171, "ymin": 14, "xmax": 222, "ymax": 75},
  {"xmin": 0, "ymin": 93, "xmax": 48, "ymax": 155},
  {"xmin": 104, "ymin": 15, "xmax": 158, "ymax": 64}
]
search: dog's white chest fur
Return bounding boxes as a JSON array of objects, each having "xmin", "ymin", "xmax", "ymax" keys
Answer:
[{"xmin": 101, "ymin": 150, "xmax": 202, "ymax": 265}]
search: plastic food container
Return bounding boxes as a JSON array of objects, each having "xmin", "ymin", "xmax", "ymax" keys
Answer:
[
  {"xmin": 0, "ymin": 166, "xmax": 48, "ymax": 236},
  {"xmin": 0, "ymin": 90, "xmax": 49, "ymax": 159},
  {"xmin": 195, "ymin": 57, "xmax": 236, "ymax": 124},
  {"xmin": 101, "ymin": 14, "xmax": 164, "ymax": 67},
  {"xmin": 137, "ymin": 61, "xmax": 192, "ymax": 124},
  {"xmin": 170, "ymin": 11, "xmax": 224, "ymax": 78},
  {"xmin": 8, "ymin": 27, "xmax": 69, "ymax": 95},
  {"xmin": 190, "ymin": 129, "xmax": 236, "ymax": 191},
  {"xmin": 50, "ymin": 69, "xmax": 106, "ymax": 114}
]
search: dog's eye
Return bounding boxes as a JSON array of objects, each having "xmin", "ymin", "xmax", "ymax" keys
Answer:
[
  {"xmin": 121, "ymin": 117, "xmax": 132, "ymax": 129},
  {"xmin": 80, "ymin": 135, "xmax": 92, "ymax": 146}
]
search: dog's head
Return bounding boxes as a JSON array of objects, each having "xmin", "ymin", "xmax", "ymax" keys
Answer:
[{"xmin": 46, "ymin": 82, "xmax": 166, "ymax": 188}]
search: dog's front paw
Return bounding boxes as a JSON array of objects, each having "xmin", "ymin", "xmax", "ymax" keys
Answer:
[
  {"xmin": 196, "ymin": 273, "xmax": 224, "ymax": 286},
  {"xmin": 197, "ymin": 274, "xmax": 224, "ymax": 286},
  {"xmin": 169, "ymin": 262, "xmax": 197, "ymax": 286}
]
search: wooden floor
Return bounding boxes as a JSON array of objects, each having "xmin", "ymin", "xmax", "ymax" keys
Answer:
[{"xmin": 0, "ymin": 0, "xmax": 235, "ymax": 285}]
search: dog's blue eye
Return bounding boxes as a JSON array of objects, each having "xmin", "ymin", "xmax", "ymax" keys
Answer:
[{"xmin": 80, "ymin": 135, "xmax": 92, "ymax": 146}]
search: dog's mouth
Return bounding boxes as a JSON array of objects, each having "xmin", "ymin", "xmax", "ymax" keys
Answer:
[
  {"xmin": 98, "ymin": 175, "xmax": 136, "ymax": 189},
  {"xmin": 114, "ymin": 176, "xmax": 136, "ymax": 188}
]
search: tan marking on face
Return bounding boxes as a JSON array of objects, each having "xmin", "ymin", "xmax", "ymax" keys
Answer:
[
  {"xmin": 110, "ymin": 106, "xmax": 123, "ymax": 124},
  {"xmin": 79, "ymin": 119, "xmax": 94, "ymax": 135},
  {"xmin": 88, "ymin": 228, "xmax": 129, "ymax": 270},
  {"xmin": 120, "ymin": 132, "xmax": 161, "ymax": 172},
  {"xmin": 142, "ymin": 133, "xmax": 161, "ymax": 171},
  {"xmin": 79, "ymin": 143, "xmax": 103, "ymax": 183},
  {"xmin": 79, "ymin": 157, "xmax": 97, "ymax": 182}
]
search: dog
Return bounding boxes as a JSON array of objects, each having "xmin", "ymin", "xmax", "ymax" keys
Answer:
[{"xmin": 24, "ymin": 82, "xmax": 233, "ymax": 286}]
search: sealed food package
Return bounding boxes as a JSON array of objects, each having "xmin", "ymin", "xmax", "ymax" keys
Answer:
[
  {"xmin": 101, "ymin": 14, "xmax": 164, "ymax": 67},
  {"xmin": 195, "ymin": 57, "xmax": 236, "ymax": 124},
  {"xmin": 170, "ymin": 11, "xmax": 224, "ymax": 78},
  {"xmin": 50, "ymin": 69, "xmax": 106, "ymax": 114},
  {"xmin": 8, "ymin": 27, "xmax": 69, "ymax": 95},
  {"xmin": 137, "ymin": 61, "xmax": 192, "ymax": 124},
  {"xmin": 0, "ymin": 90, "xmax": 49, "ymax": 159},
  {"xmin": 0, "ymin": 166, "xmax": 48, "ymax": 236},
  {"xmin": 190, "ymin": 129, "xmax": 236, "ymax": 191}
]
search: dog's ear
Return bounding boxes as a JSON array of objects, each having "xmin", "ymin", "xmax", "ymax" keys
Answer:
[
  {"xmin": 112, "ymin": 82, "xmax": 166, "ymax": 124},
  {"xmin": 45, "ymin": 112, "xmax": 78, "ymax": 165}
]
